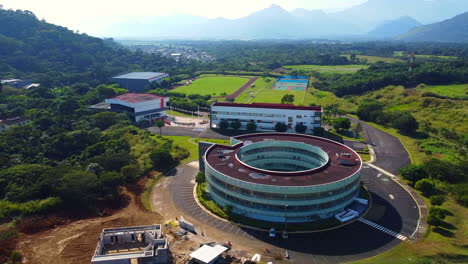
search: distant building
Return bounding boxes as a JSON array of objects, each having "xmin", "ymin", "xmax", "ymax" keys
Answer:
[
  {"xmin": 112, "ymin": 72, "xmax": 169, "ymax": 92},
  {"xmin": 0, "ymin": 116, "xmax": 30, "ymax": 132},
  {"xmin": 1, "ymin": 79, "xmax": 32, "ymax": 89},
  {"xmin": 105, "ymin": 93, "xmax": 169, "ymax": 122},
  {"xmin": 91, "ymin": 225, "xmax": 169, "ymax": 264},
  {"xmin": 210, "ymin": 102, "xmax": 322, "ymax": 133}
]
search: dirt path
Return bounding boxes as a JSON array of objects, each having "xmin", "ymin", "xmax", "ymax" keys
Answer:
[
  {"xmin": 225, "ymin": 77, "xmax": 258, "ymax": 100},
  {"xmin": 16, "ymin": 190, "xmax": 163, "ymax": 264}
]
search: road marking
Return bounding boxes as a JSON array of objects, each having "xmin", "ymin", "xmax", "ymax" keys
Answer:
[
  {"xmin": 367, "ymin": 163, "xmax": 395, "ymax": 178},
  {"xmin": 377, "ymin": 173, "xmax": 382, "ymax": 177},
  {"xmin": 389, "ymin": 194, "xmax": 395, "ymax": 200},
  {"xmin": 358, "ymin": 218, "xmax": 407, "ymax": 241},
  {"xmin": 363, "ymin": 165, "xmax": 370, "ymax": 168}
]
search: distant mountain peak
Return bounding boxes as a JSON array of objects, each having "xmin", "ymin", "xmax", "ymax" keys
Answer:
[{"xmin": 368, "ymin": 16, "xmax": 421, "ymax": 38}]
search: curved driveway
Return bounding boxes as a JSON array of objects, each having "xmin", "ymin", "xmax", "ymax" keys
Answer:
[{"xmin": 157, "ymin": 121, "xmax": 421, "ymax": 263}]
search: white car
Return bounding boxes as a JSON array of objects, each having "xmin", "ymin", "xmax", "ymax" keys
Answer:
[{"xmin": 269, "ymin": 228, "xmax": 276, "ymax": 238}]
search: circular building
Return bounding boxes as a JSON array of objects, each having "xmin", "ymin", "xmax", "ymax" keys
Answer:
[{"xmin": 203, "ymin": 133, "xmax": 362, "ymax": 223}]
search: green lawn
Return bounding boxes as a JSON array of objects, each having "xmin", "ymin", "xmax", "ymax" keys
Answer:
[
  {"xmin": 284, "ymin": 64, "xmax": 369, "ymax": 74},
  {"xmin": 160, "ymin": 136, "xmax": 230, "ymax": 163},
  {"xmin": 417, "ymin": 84, "xmax": 468, "ymax": 100},
  {"xmin": 172, "ymin": 76, "xmax": 249, "ymax": 96}
]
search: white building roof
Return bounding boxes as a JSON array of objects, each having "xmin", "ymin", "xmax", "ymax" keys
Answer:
[{"xmin": 189, "ymin": 245, "xmax": 228, "ymax": 264}]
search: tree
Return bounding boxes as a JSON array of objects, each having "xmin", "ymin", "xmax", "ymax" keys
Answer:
[
  {"xmin": 295, "ymin": 123, "xmax": 307, "ymax": 133},
  {"xmin": 430, "ymin": 195, "xmax": 445, "ymax": 206},
  {"xmin": 415, "ymin": 179, "xmax": 436, "ymax": 197},
  {"xmin": 219, "ymin": 120, "xmax": 229, "ymax": 130},
  {"xmin": 59, "ymin": 170, "xmax": 98, "ymax": 205},
  {"xmin": 423, "ymin": 158, "xmax": 462, "ymax": 183},
  {"xmin": 121, "ymin": 164, "xmax": 140, "ymax": 182},
  {"xmin": 357, "ymin": 101, "xmax": 384, "ymax": 121},
  {"xmin": 332, "ymin": 117, "xmax": 351, "ymax": 132},
  {"xmin": 246, "ymin": 121, "xmax": 257, "ymax": 132},
  {"xmin": 399, "ymin": 164, "xmax": 428, "ymax": 185},
  {"xmin": 230, "ymin": 120, "xmax": 241, "ymax": 130},
  {"xmin": 275, "ymin": 122, "xmax": 288, "ymax": 132},
  {"xmin": 427, "ymin": 207, "xmax": 450, "ymax": 227},
  {"xmin": 93, "ymin": 112, "xmax": 118, "ymax": 130},
  {"xmin": 150, "ymin": 148, "xmax": 175, "ymax": 171},
  {"xmin": 156, "ymin": 119, "xmax": 165, "ymax": 135},
  {"xmin": 391, "ymin": 112, "xmax": 418, "ymax": 134},
  {"xmin": 281, "ymin": 94, "xmax": 295, "ymax": 104}
]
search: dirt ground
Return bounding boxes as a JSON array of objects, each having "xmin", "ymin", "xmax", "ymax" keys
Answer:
[{"xmin": 16, "ymin": 186, "xmax": 165, "ymax": 264}]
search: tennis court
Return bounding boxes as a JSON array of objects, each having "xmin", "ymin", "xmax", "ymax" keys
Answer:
[{"xmin": 272, "ymin": 76, "xmax": 309, "ymax": 91}]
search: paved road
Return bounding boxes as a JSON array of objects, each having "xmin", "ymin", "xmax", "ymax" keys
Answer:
[
  {"xmin": 348, "ymin": 116, "xmax": 411, "ymax": 175},
  {"xmin": 168, "ymin": 164, "xmax": 419, "ymax": 264}
]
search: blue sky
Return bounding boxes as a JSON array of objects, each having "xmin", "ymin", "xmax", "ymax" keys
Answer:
[{"xmin": 0, "ymin": 0, "xmax": 366, "ymax": 33}]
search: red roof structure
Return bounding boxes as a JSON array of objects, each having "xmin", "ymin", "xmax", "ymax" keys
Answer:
[
  {"xmin": 108, "ymin": 93, "xmax": 165, "ymax": 104},
  {"xmin": 212, "ymin": 102, "xmax": 322, "ymax": 111}
]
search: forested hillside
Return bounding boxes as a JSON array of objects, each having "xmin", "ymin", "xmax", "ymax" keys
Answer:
[{"xmin": 0, "ymin": 8, "xmax": 206, "ymax": 87}]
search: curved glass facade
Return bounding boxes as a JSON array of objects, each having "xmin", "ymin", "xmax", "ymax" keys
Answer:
[{"xmin": 204, "ymin": 139, "xmax": 361, "ymax": 223}]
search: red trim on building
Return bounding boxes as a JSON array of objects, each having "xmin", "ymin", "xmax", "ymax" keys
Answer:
[
  {"xmin": 212, "ymin": 102, "xmax": 322, "ymax": 112},
  {"xmin": 148, "ymin": 73, "xmax": 168, "ymax": 81},
  {"xmin": 160, "ymin": 98, "xmax": 165, "ymax": 108},
  {"xmin": 108, "ymin": 93, "xmax": 166, "ymax": 104}
]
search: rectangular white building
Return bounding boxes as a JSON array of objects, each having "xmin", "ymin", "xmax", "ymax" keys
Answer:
[
  {"xmin": 105, "ymin": 93, "xmax": 169, "ymax": 122},
  {"xmin": 210, "ymin": 102, "xmax": 322, "ymax": 133}
]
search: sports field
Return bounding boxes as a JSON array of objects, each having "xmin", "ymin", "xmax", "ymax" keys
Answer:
[
  {"xmin": 272, "ymin": 76, "xmax": 309, "ymax": 91},
  {"xmin": 172, "ymin": 76, "xmax": 249, "ymax": 96},
  {"xmin": 417, "ymin": 84, "xmax": 468, "ymax": 100},
  {"xmin": 234, "ymin": 77, "xmax": 356, "ymax": 111},
  {"xmin": 284, "ymin": 64, "xmax": 369, "ymax": 74}
]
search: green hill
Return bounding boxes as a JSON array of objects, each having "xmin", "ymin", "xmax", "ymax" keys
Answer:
[
  {"xmin": 0, "ymin": 8, "xmax": 184, "ymax": 87},
  {"xmin": 398, "ymin": 11, "xmax": 468, "ymax": 43}
]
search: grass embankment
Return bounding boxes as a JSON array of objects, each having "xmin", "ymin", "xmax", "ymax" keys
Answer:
[
  {"xmin": 349, "ymin": 85, "xmax": 468, "ymax": 264},
  {"xmin": 172, "ymin": 76, "xmax": 249, "ymax": 96},
  {"xmin": 352, "ymin": 198, "xmax": 468, "ymax": 264},
  {"xmin": 167, "ymin": 110, "xmax": 198, "ymax": 118},
  {"xmin": 352, "ymin": 85, "xmax": 467, "ymax": 163},
  {"xmin": 416, "ymin": 84, "xmax": 468, "ymax": 100},
  {"xmin": 284, "ymin": 64, "xmax": 369, "ymax": 74}
]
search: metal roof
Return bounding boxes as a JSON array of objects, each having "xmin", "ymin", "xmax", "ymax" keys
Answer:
[
  {"xmin": 107, "ymin": 93, "xmax": 166, "ymax": 104},
  {"xmin": 190, "ymin": 245, "xmax": 228, "ymax": 263},
  {"xmin": 112, "ymin": 72, "xmax": 168, "ymax": 80}
]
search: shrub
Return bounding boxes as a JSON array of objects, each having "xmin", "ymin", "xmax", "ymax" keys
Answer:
[
  {"xmin": 246, "ymin": 121, "xmax": 257, "ymax": 132},
  {"xmin": 430, "ymin": 195, "xmax": 445, "ymax": 206},
  {"xmin": 219, "ymin": 120, "xmax": 229, "ymax": 130},
  {"xmin": 196, "ymin": 172, "xmax": 206, "ymax": 184},
  {"xmin": 274, "ymin": 122, "xmax": 288, "ymax": 132},
  {"xmin": 415, "ymin": 179, "xmax": 436, "ymax": 197},
  {"xmin": 313, "ymin": 127, "xmax": 325, "ymax": 136},
  {"xmin": 230, "ymin": 120, "xmax": 241, "ymax": 130},
  {"xmin": 399, "ymin": 164, "xmax": 428, "ymax": 185},
  {"xmin": 295, "ymin": 123, "xmax": 307, "ymax": 133}
]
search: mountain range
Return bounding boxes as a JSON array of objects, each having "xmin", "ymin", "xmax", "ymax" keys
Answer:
[
  {"xmin": 98, "ymin": 0, "xmax": 468, "ymax": 41},
  {"xmin": 398, "ymin": 11, "xmax": 468, "ymax": 42}
]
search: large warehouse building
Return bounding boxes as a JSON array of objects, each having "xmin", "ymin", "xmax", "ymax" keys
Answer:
[
  {"xmin": 112, "ymin": 72, "xmax": 169, "ymax": 92},
  {"xmin": 105, "ymin": 93, "xmax": 168, "ymax": 122},
  {"xmin": 210, "ymin": 102, "xmax": 322, "ymax": 133},
  {"xmin": 201, "ymin": 133, "xmax": 362, "ymax": 223}
]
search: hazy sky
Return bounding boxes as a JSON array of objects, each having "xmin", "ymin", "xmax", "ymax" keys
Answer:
[{"xmin": 0, "ymin": 0, "xmax": 366, "ymax": 34}]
